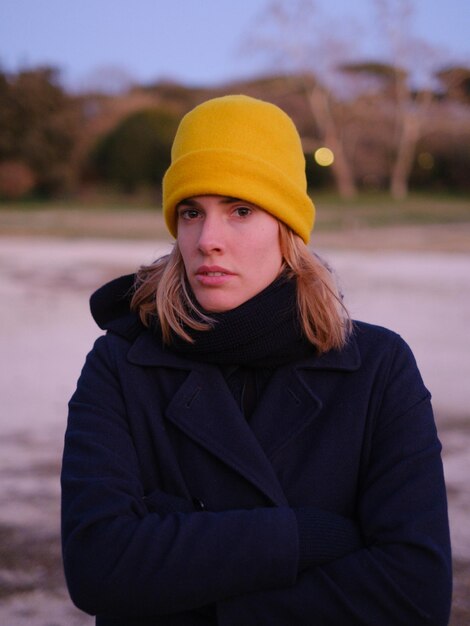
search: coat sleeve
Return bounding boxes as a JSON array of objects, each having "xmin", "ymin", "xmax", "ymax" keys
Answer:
[
  {"xmin": 61, "ymin": 335, "xmax": 300, "ymax": 617},
  {"xmin": 217, "ymin": 335, "xmax": 452, "ymax": 626}
]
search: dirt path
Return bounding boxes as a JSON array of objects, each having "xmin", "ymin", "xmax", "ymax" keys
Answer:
[{"xmin": 1, "ymin": 236, "xmax": 469, "ymax": 624}]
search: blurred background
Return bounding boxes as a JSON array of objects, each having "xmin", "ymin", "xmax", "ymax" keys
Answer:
[
  {"xmin": 0, "ymin": 0, "xmax": 469, "ymax": 206},
  {"xmin": 0, "ymin": 1, "xmax": 469, "ymax": 624}
]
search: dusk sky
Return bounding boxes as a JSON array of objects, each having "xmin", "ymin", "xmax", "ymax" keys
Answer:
[{"xmin": 1, "ymin": 0, "xmax": 469, "ymax": 91}]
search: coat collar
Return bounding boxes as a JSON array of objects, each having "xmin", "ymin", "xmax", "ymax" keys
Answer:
[{"xmin": 126, "ymin": 329, "xmax": 361, "ymax": 506}]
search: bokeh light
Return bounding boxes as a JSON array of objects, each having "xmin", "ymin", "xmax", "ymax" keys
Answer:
[
  {"xmin": 418, "ymin": 152, "xmax": 434, "ymax": 170},
  {"xmin": 314, "ymin": 147, "xmax": 335, "ymax": 167}
]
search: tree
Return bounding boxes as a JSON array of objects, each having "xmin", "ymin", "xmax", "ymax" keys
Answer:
[
  {"xmin": 90, "ymin": 108, "xmax": 180, "ymax": 193},
  {"xmin": 340, "ymin": 58, "xmax": 433, "ymax": 198},
  {"xmin": 0, "ymin": 160, "xmax": 36, "ymax": 199},
  {"xmin": 436, "ymin": 66, "xmax": 470, "ymax": 104},
  {"xmin": 247, "ymin": 0, "xmax": 458, "ymax": 199},
  {"xmin": 0, "ymin": 67, "xmax": 80, "ymax": 196},
  {"xmin": 247, "ymin": 0, "xmax": 359, "ymax": 198},
  {"xmin": 368, "ymin": 0, "xmax": 438, "ymax": 199}
]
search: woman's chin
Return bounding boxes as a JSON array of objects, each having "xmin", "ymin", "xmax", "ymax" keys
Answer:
[{"xmin": 194, "ymin": 290, "xmax": 246, "ymax": 313}]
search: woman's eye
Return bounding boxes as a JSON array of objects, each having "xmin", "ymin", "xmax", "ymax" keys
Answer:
[
  {"xmin": 234, "ymin": 206, "xmax": 252, "ymax": 217},
  {"xmin": 179, "ymin": 208, "xmax": 200, "ymax": 220}
]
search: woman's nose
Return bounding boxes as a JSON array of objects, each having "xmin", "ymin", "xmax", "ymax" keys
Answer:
[{"xmin": 197, "ymin": 216, "xmax": 225, "ymax": 254}]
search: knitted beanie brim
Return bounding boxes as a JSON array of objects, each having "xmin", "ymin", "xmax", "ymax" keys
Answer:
[{"xmin": 163, "ymin": 149, "xmax": 314, "ymax": 243}]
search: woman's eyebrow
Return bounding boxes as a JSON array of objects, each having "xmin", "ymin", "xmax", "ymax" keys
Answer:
[
  {"xmin": 177, "ymin": 196, "xmax": 253, "ymax": 208},
  {"xmin": 220, "ymin": 196, "xmax": 243, "ymax": 204},
  {"xmin": 177, "ymin": 198, "xmax": 199, "ymax": 208},
  {"xmin": 221, "ymin": 197, "xmax": 260, "ymax": 208}
]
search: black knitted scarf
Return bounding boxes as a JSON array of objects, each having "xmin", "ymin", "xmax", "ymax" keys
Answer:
[{"xmin": 167, "ymin": 275, "xmax": 314, "ymax": 367}]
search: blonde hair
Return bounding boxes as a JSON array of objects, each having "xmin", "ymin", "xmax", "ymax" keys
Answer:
[{"xmin": 131, "ymin": 222, "xmax": 351, "ymax": 354}]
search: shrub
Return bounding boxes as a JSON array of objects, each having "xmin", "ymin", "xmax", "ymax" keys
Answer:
[
  {"xmin": 0, "ymin": 160, "xmax": 36, "ymax": 199},
  {"xmin": 90, "ymin": 108, "xmax": 180, "ymax": 192}
]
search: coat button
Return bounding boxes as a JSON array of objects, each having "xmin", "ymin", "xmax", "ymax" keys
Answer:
[{"xmin": 192, "ymin": 497, "xmax": 206, "ymax": 511}]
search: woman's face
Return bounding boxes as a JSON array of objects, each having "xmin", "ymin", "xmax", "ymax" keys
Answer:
[{"xmin": 177, "ymin": 195, "xmax": 283, "ymax": 312}]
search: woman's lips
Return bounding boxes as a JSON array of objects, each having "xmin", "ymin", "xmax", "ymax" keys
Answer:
[{"xmin": 195, "ymin": 266, "xmax": 235, "ymax": 286}]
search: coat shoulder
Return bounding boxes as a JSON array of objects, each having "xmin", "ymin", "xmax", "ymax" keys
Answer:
[
  {"xmin": 89, "ymin": 273, "xmax": 146, "ymax": 341},
  {"xmin": 350, "ymin": 320, "xmax": 429, "ymax": 406},
  {"xmin": 348, "ymin": 320, "xmax": 423, "ymax": 385},
  {"xmin": 351, "ymin": 319, "xmax": 410, "ymax": 355}
]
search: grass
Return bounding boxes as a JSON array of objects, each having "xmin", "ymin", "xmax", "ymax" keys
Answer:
[
  {"xmin": 0, "ymin": 193, "xmax": 469, "ymax": 240},
  {"xmin": 313, "ymin": 193, "xmax": 470, "ymax": 230}
]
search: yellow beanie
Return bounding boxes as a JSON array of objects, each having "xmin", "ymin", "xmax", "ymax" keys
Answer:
[{"xmin": 162, "ymin": 95, "xmax": 315, "ymax": 243}]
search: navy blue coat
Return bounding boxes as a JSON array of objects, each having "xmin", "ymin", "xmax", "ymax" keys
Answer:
[{"xmin": 61, "ymin": 294, "xmax": 452, "ymax": 625}]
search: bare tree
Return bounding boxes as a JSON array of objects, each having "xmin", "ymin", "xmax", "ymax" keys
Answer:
[
  {"xmin": 247, "ymin": 0, "xmax": 453, "ymax": 199},
  {"xmin": 371, "ymin": 0, "xmax": 437, "ymax": 199},
  {"xmin": 436, "ymin": 66, "xmax": 470, "ymax": 104},
  {"xmin": 247, "ymin": 0, "xmax": 359, "ymax": 198}
]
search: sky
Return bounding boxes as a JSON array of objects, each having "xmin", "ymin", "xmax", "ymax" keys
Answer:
[{"xmin": 1, "ymin": 0, "xmax": 469, "ymax": 92}]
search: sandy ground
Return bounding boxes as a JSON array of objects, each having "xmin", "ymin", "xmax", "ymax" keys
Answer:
[{"xmin": 0, "ymin": 235, "xmax": 469, "ymax": 624}]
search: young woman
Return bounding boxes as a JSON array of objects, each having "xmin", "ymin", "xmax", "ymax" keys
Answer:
[{"xmin": 61, "ymin": 95, "xmax": 452, "ymax": 625}]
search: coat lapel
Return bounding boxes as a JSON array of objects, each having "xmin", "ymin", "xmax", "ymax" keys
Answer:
[
  {"xmin": 164, "ymin": 366, "xmax": 290, "ymax": 507},
  {"xmin": 127, "ymin": 328, "xmax": 361, "ymax": 506},
  {"xmin": 249, "ymin": 366, "xmax": 323, "ymax": 460}
]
